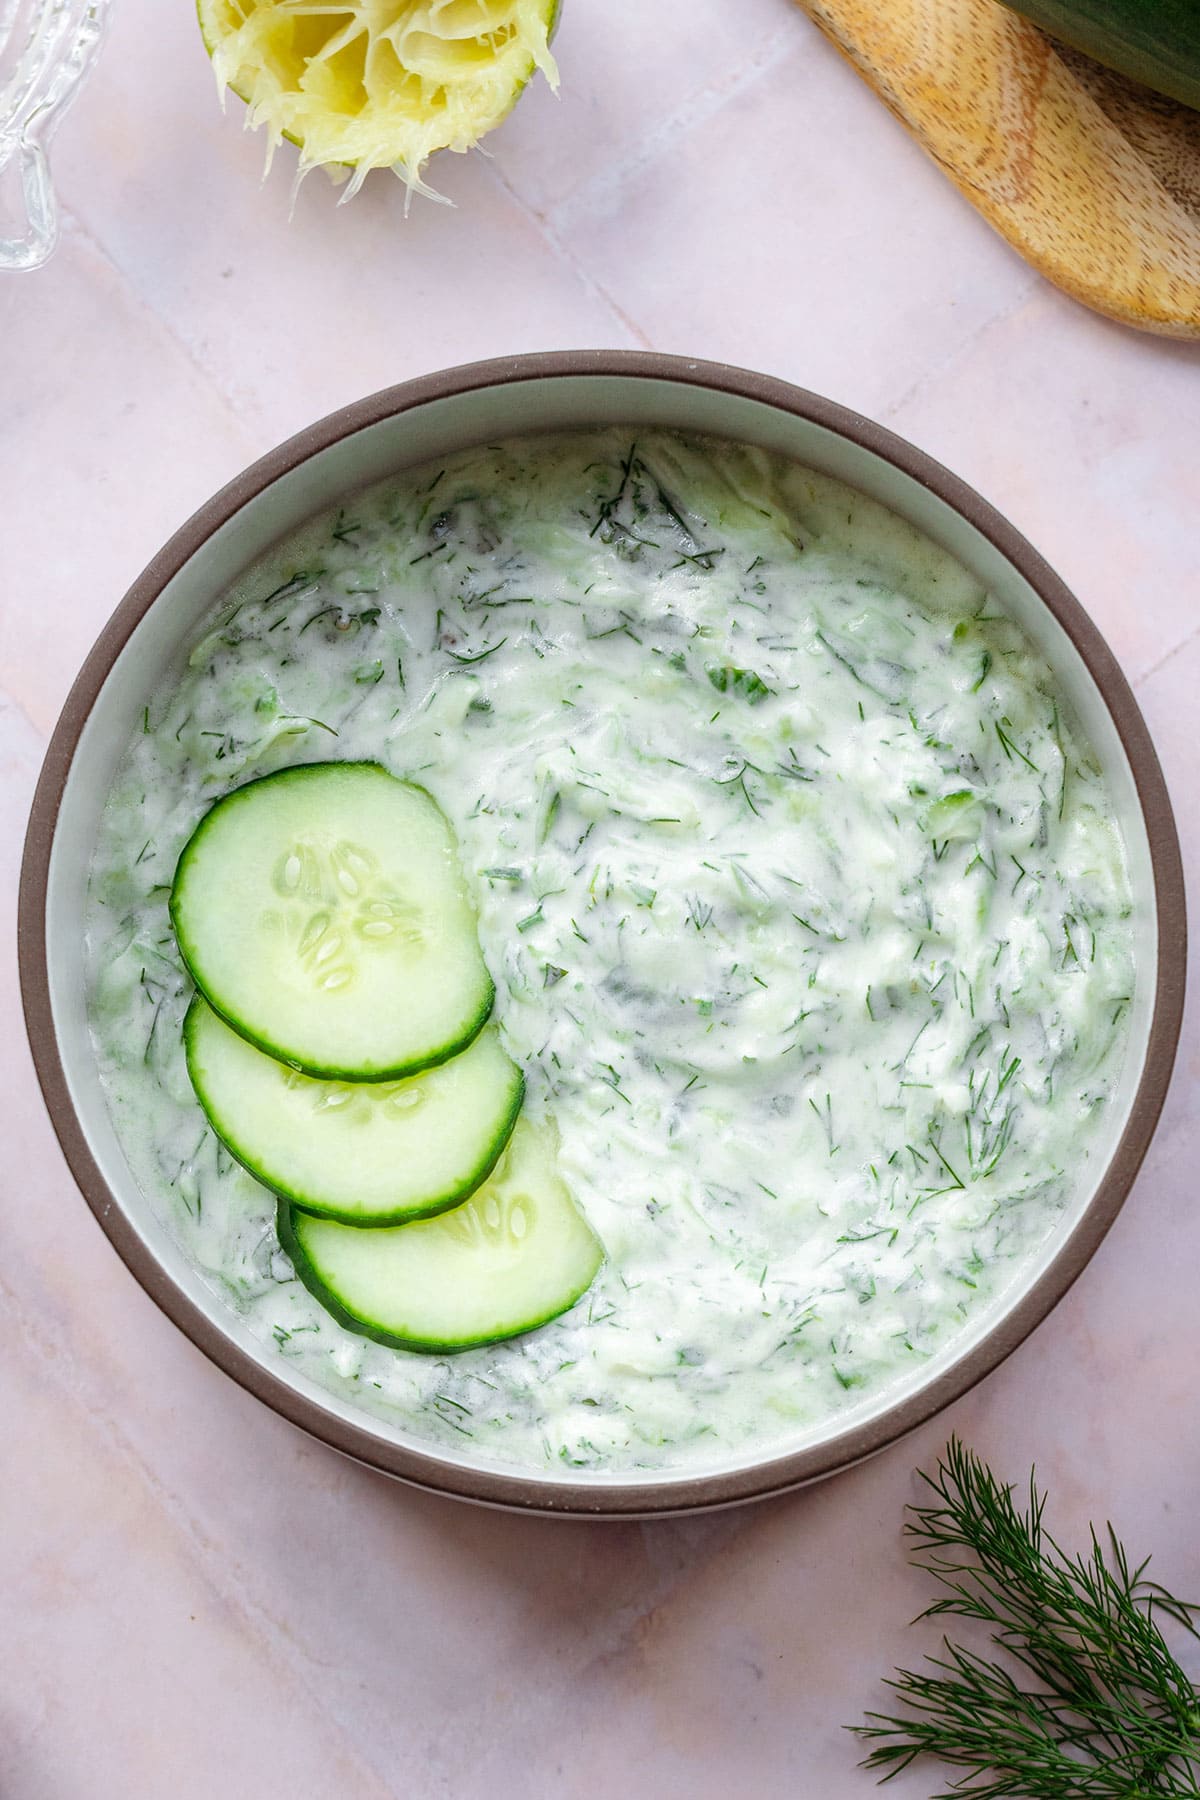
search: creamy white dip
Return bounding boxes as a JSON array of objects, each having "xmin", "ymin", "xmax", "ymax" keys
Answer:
[{"xmin": 87, "ymin": 431, "xmax": 1135, "ymax": 1474}]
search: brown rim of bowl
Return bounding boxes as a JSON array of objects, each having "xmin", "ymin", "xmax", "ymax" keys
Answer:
[{"xmin": 19, "ymin": 350, "xmax": 1187, "ymax": 1518}]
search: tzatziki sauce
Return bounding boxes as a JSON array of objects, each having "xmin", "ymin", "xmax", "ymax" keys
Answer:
[{"xmin": 86, "ymin": 431, "xmax": 1136, "ymax": 1475}]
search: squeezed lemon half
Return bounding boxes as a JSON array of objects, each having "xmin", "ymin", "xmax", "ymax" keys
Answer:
[{"xmin": 197, "ymin": 0, "xmax": 559, "ymax": 200}]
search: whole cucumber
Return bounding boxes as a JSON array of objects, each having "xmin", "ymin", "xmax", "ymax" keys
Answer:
[{"xmin": 1000, "ymin": 0, "xmax": 1200, "ymax": 111}]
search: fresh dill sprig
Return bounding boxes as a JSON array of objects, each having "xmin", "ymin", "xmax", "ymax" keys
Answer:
[{"xmin": 852, "ymin": 1438, "xmax": 1200, "ymax": 1796}]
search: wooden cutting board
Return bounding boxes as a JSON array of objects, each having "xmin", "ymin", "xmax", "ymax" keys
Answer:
[{"xmin": 794, "ymin": 0, "xmax": 1200, "ymax": 338}]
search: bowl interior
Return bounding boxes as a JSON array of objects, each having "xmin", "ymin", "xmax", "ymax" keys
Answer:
[{"xmin": 36, "ymin": 367, "xmax": 1168, "ymax": 1508}]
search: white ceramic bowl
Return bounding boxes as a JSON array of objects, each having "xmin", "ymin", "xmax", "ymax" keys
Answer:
[{"xmin": 20, "ymin": 352, "xmax": 1186, "ymax": 1515}]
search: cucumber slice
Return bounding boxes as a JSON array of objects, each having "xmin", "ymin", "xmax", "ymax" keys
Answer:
[
  {"xmin": 171, "ymin": 763, "xmax": 494, "ymax": 1080},
  {"xmin": 185, "ymin": 996, "xmax": 524, "ymax": 1227},
  {"xmin": 278, "ymin": 1121, "xmax": 604, "ymax": 1353}
]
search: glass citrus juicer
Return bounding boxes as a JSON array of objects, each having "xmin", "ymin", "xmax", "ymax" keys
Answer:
[{"xmin": 0, "ymin": 0, "xmax": 109, "ymax": 272}]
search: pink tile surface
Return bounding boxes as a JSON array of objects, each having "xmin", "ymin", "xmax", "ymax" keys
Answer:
[
  {"xmin": 547, "ymin": 29, "xmax": 1042, "ymax": 417},
  {"xmin": 888, "ymin": 286, "xmax": 1200, "ymax": 687},
  {"xmin": 3, "ymin": 1, "xmax": 1198, "ymax": 1793}
]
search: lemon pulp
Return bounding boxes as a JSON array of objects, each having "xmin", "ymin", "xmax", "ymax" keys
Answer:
[{"xmin": 197, "ymin": 0, "xmax": 558, "ymax": 199}]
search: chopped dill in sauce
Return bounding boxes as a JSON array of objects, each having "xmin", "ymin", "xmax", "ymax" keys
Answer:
[{"xmin": 86, "ymin": 431, "xmax": 1135, "ymax": 1475}]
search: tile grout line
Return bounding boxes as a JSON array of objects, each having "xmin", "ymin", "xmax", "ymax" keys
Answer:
[
  {"xmin": 485, "ymin": 22, "xmax": 801, "ymax": 357},
  {"xmin": 879, "ymin": 265, "xmax": 1042, "ymax": 425},
  {"xmin": 484, "ymin": 159, "xmax": 653, "ymax": 350},
  {"xmin": 54, "ymin": 20, "xmax": 805, "ymax": 413},
  {"xmin": 0, "ymin": 1258, "xmax": 409, "ymax": 1800},
  {"xmin": 539, "ymin": 21, "xmax": 801, "ymax": 240},
  {"xmin": 0, "ymin": 1223, "xmax": 753, "ymax": 1789},
  {"xmin": 879, "ymin": 293, "xmax": 1200, "ymax": 698},
  {"xmin": 1132, "ymin": 618, "xmax": 1200, "ymax": 693},
  {"xmin": 57, "ymin": 207, "xmax": 262, "ymax": 447},
  {"xmin": 0, "ymin": 680, "xmax": 52, "ymax": 752}
]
